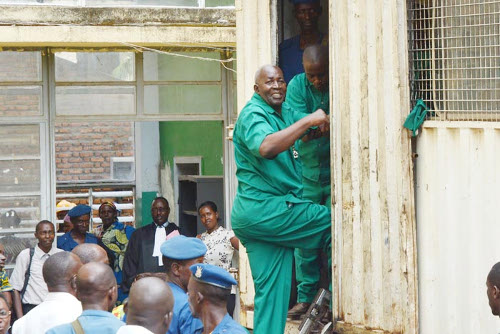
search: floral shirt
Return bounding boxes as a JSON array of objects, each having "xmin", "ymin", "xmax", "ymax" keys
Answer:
[
  {"xmin": 200, "ymin": 226, "xmax": 235, "ymax": 271},
  {"xmin": 0, "ymin": 269, "xmax": 12, "ymax": 292},
  {"xmin": 101, "ymin": 221, "xmax": 135, "ymax": 283}
]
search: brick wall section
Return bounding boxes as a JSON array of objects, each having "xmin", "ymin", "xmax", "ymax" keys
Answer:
[
  {"xmin": 55, "ymin": 122, "xmax": 134, "ymax": 182},
  {"xmin": 0, "ymin": 52, "xmax": 42, "ymax": 116},
  {"xmin": 0, "ymin": 90, "xmax": 41, "ymax": 117}
]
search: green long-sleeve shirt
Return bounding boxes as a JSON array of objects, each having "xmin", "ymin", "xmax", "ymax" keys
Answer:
[{"xmin": 284, "ymin": 73, "xmax": 330, "ymax": 184}]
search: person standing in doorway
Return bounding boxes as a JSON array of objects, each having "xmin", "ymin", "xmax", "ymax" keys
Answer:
[
  {"xmin": 231, "ymin": 64, "xmax": 331, "ymax": 334},
  {"xmin": 279, "ymin": 0, "xmax": 327, "ymax": 83},
  {"xmin": 284, "ymin": 44, "xmax": 331, "ymax": 320}
]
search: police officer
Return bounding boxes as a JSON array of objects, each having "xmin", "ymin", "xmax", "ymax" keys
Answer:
[
  {"xmin": 284, "ymin": 44, "xmax": 331, "ymax": 319},
  {"xmin": 187, "ymin": 263, "xmax": 247, "ymax": 334},
  {"xmin": 160, "ymin": 236, "xmax": 205, "ymax": 334}
]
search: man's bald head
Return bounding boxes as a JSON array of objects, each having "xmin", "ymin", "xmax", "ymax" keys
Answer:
[
  {"xmin": 253, "ymin": 65, "xmax": 287, "ymax": 111},
  {"xmin": 254, "ymin": 65, "xmax": 282, "ymax": 84},
  {"xmin": 126, "ymin": 277, "xmax": 174, "ymax": 334},
  {"xmin": 43, "ymin": 252, "xmax": 82, "ymax": 293},
  {"xmin": 72, "ymin": 243, "xmax": 109, "ymax": 265},
  {"xmin": 302, "ymin": 45, "xmax": 329, "ymax": 92},
  {"xmin": 76, "ymin": 262, "xmax": 117, "ymax": 311},
  {"xmin": 303, "ymin": 44, "xmax": 328, "ymax": 66}
]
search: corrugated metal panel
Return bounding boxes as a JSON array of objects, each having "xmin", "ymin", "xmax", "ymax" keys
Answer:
[
  {"xmin": 330, "ymin": 0, "xmax": 418, "ymax": 333},
  {"xmin": 416, "ymin": 123, "xmax": 500, "ymax": 334}
]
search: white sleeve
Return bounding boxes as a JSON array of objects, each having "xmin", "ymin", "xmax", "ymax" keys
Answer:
[{"xmin": 9, "ymin": 249, "xmax": 29, "ymax": 291}]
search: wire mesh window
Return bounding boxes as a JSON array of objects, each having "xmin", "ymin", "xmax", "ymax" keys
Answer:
[{"xmin": 407, "ymin": 0, "xmax": 500, "ymax": 121}]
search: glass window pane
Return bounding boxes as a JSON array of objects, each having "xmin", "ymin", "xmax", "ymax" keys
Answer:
[
  {"xmin": 56, "ymin": 86, "xmax": 136, "ymax": 116},
  {"xmin": 0, "ymin": 196, "xmax": 40, "ymax": 266},
  {"xmin": 0, "ymin": 160, "xmax": 40, "ymax": 193},
  {"xmin": 0, "ymin": 124, "xmax": 41, "ymax": 193},
  {"xmin": 206, "ymin": 0, "xmax": 234, "ymax": 6},
  {"xmin": 55, "ymin": 52, "xmax": 135, "ymax": 82},
  {"xmin": 55, "ymin": 121, "xmax": 135, "ymax": 183},
  {"xmin": 143, "ymin": 52, "xmax": 221, "ymax": 81},
  {"xmin": 0, "ymin": 51, "xmax": 41, "ymax": 82},
  {"xmin": 144, "ymin": 85, "xmax": 221, "ymax": 114},
  {"xmin": 0, "ymin": 125, "xmax": 40, "ymax": 158},
  {"xmin": 0, "ymin": 86, "xmax": 42, "ymax": 117},
  {"xmin": 0, "ymin": 196, "xmax": 40, "ymax": 228}
]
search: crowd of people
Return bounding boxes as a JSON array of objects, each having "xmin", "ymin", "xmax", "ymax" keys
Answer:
[{"xmin": 0, "ymin": 198, "xmax": 245, "ymax": 334}]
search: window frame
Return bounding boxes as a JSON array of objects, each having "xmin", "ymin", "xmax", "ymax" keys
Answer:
[{"xmin": 0, "ymin": 47, "xmax": 235, "ymax": 233}]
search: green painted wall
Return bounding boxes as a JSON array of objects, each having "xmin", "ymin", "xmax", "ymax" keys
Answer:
[
  {"xmin": 159, "ymin": 121, "xmax": 223, "ymax": 176},
  {"xmin": 139, "ymin": 191, "xmax": 157, "ymax": 228}
]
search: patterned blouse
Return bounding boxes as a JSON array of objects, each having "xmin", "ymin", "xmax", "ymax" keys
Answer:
[
  {"xmin": 101, "ymin": 221, "xmax": 135, "ymax": 282},
  {"xmin": 200, "ymin": 226, "xmax": 235, "ymax": 271},
  {"xmin": 0, "ymin": 269, "xmax": 12, "ymax": 292}
]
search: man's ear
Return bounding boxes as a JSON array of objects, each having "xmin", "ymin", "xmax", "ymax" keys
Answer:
[
  {"xmin": 164, "ymin": 311, "xmax": 173, "ymax": 330},
  {"xmin": 493, "ymin": 285, "xmax": 500, "ymax": 299},
  {"xmin": 70, "ymin": 274, "xmax": 78, "ymax": 292},
  {"xmin": 254, "ymin": 84, "xmax": 259, "ymax": 94},
  {"xmin": 123, "ymin": 299, "xmax": 128, "ymax": 314},
  {"xmin": 171, "ymin": 262, "xmax": 181, "ymax": 277},
  {"xmin": 196, "ymin": 291, "xmax": 204, "ymax": 304},
  {"xmin": 108, "ymin": 285, "xmax": 118, "ymax": 308}
]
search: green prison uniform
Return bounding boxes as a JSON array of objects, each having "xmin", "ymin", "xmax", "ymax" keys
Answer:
[
  {"xmin": 285, "ymin": 72, "xmax": 331, "ymax": 303},
  {"xmin": 231, "ymin": 93, "xmax": 331, "ymax": 334}
]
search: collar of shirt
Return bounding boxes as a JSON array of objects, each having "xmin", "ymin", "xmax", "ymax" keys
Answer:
[
  {"xmin": 252, "ymin": 93, "xmax": 291, "ymax": 117},
  {"xmin": 154, "ymin": 221, "xmax": 170, "ymax": 228},
  {"xmin": 212, "ymin": 313, "xmax": 233, "ymax": 332},
  {"xmin": 80, "ymin": 309, "xmax": 118, "ymax": 319},
  {"xmin": 34, "ymin": 244, "xmax": 58, "ymax": 260}
]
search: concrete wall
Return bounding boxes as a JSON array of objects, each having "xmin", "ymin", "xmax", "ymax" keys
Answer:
[{"xmin": 0, "ymin": 6, "xmax": 235, "ymax": 47}]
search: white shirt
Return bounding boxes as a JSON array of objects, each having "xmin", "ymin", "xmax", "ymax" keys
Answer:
[
  {"xmin": 10, "ymin": 245, "xmax": 63, "ymax": 304},
  {"xmin": 12, "ymin": 292, "xmax": 82, "ymax": 334},
  {"xmin": 116, "ymin": 325, "xmax": 154, "ymax": 334}
]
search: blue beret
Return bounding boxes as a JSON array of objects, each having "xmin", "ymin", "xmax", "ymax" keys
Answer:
[
  {"xmin": 290, "ymin": 0, "xmax": 320, "ymax": 4},
  {"xmin": 160, "ymin": 235, "xmax": 207, "ymax": 260},
  {"xmin": 190, "ymin": 263, "xmax": 237, "ymax": 289},
  {"xmin": 67, "ymin": 204, "xmax": 91, "ymax": 218}
]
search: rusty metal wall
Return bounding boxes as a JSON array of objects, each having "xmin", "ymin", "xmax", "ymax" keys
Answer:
[
  {"xmin": 330, "ymin": 0, "xmax": 418, "ymax": 333},
  {"xmin": 416, "ymin": 122, "xmax": 500, "ymax": 334}
]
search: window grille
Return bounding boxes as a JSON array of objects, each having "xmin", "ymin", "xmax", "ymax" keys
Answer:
[{"xmin": 407, "ymin": 0, "xmax": 500, "ymax": 121}]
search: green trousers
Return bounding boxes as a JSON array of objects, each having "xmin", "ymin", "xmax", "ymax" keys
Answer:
[
  {"xmin": 295, "ymin": 179, "xmax": 331, "ymax": 303},
  {"xmin": 234, "ymin": 200, "xmax": 331, "ymax": 334}
]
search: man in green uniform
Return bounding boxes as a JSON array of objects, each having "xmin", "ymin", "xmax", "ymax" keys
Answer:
[
  {"xmin": 231, "ymin": 64, "xmax": 331, "ymax": 334},
  {"xmin": 285, "ymin": 44, "xmax": 331, "ymax": 319}
]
